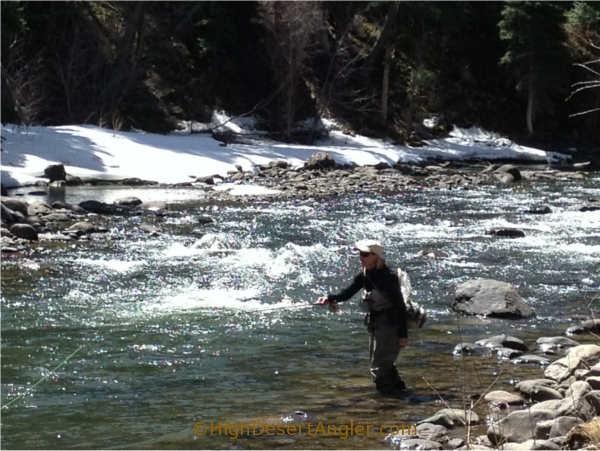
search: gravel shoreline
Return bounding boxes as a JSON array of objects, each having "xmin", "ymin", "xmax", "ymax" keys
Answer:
[{"xmin": 14, "ymin": 156, "xmax": 596, "ymax": 200}]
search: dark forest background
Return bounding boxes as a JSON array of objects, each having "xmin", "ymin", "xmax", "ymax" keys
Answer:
[{"xmin": 2, "ymin": 1, "xmax": 599, "ymax": 155}]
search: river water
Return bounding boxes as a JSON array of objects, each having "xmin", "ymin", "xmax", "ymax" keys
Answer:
[{"xmin": 2, "ymin": 176, "xmax": 599, "ymax": 449}]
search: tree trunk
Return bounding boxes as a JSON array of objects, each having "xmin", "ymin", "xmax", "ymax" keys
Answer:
[
  {"xmin": 527, "ymin": 71, "xmax": 535, "ymax": 136},
  {"xmin": 362, "ymin": 1, "xmax": 399, "ymax": 76},
  {"xmin": 526, "ymin": 90, "xmax": 535, "ymax": 136},
  {"xmin": 381, "ymin": 44, "xmax": 392, "ymax": 122},
  {"xmin": 285, "ymin": 71, "xmax": 295, "ymax": 141}
]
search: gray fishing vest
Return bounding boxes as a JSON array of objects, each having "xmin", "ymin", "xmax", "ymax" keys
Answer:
[{"xmin": 360, "ymin": 288, "xmax": 395, "ymax": 312}]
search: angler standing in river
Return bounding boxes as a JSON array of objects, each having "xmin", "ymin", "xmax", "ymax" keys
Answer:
[{"xmin": 316, "ymin": 240, "xmax": 409, "ymax": 397}]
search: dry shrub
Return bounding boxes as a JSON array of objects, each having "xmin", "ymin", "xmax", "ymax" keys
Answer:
[{"xmin": 566, "ymin": 418, "xmax": 600, "ymax": 450}]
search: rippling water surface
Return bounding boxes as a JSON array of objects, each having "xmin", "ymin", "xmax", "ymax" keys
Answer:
[{"xmin": 2, "ymin": 176, "xmax": 600, "ymax": 449}]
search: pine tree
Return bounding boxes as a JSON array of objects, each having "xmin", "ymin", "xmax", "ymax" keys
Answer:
[{"xmin": 498, "ymin": 1, "xmax": 571, "ymax": 136}]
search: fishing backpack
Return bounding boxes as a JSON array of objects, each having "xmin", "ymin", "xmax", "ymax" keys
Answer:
[{"xmin": 397, "ymin": 268, "xmax": 427, "ymax": 329}]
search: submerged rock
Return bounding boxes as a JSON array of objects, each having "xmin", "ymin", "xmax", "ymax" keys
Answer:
[
  {"xmin": 485, "ymin": 228, "xmax": 526, "ymax": 238},
  {"xmin": 494, "ymin": 347, "xmax": 524, "ymax": 359},
  {"xmin": 114, "ymin": 196, "xmax": 143, "ymax": 207},
  {"xmin": 524, "ymin": 205, "xmax": 552, "ymax": 215},
  {"xmin": 476, "ymin": 334, "xmax": 528, "ymax": 352},
  {"xmin": 536, "ymin": 337, "xmax": 580, "ymax": 354},
  {"xmin": 453, "ymin": 343, "xmax": 489, "ymax": 356},
  {"xmin": 566, "ymin": 319, "xmax": 600, "ymax": 335},
  {"xmin": 418, "ymin": 248, "xmax": 448, "ymax": 258},
  {"xmin": 512, "ymin": 355, "xmax": 551, "ymax": 366},
  {"xmin": 79, "ymin": 200, "xmax": 120, "ymax": 214}
]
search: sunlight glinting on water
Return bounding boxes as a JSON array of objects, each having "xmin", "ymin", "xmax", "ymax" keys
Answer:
[
  {"xmin": 72, "ymin": 258, "xmax": 147, "ymax": 272},
  {"xmin": 2, "ymin": 176, "xmax": 600, "ymax": 450},
  {"xmin": 144, "ymin": 287, "xmax": 264, "ymax": 312}
]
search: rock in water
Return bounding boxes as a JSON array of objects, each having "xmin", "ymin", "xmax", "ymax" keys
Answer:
[{"xmin": 452, "ymin": 279, "xmax": 535, "ymax": 319}]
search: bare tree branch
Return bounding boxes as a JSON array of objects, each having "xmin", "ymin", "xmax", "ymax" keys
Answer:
[
  {"xmin": 569, "ymin": 107, "xmax": 600, "ymax": 117},
  {"xmin": 256, "ymin": 1, "xmax": 323, "ymax": 140}
]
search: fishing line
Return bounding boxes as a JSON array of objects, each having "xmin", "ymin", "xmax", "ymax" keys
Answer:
[
  {"xmin": 2, "ymin": 295, "xmax": 325, "ymax": 313},
  {"xmin": 2, "ymin": 345, "xmax": 84, "ymax": 410}
]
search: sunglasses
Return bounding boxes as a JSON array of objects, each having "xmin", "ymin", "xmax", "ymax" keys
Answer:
[{"xmin": 359, "ymin": 251, "xmax": 373, "ymax": 257}]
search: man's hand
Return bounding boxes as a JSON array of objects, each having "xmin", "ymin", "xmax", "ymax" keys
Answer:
[{"xmin": 399, "ymin": 338, "xmax": 408, "ymax": 349}]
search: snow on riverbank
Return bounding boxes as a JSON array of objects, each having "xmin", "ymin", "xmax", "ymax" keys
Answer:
[{"xmin": 0, "ymin": 117, "xmax": 568, "ymax": 189}]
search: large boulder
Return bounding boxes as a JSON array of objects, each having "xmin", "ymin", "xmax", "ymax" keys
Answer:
[
  {"xmin": 44, "ymin": 163, "xmax": 67, "ymax": 182},
  {"xmin": 452, "ymin": 279, "xmax": 536, "ymax": 319}
]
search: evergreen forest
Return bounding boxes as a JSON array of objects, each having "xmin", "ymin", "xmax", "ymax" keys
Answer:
[{"xmin": 2, "ymin": 1, "xmax": 599, "ymax": 154}]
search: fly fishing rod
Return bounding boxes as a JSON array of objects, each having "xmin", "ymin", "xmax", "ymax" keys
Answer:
[
  {"xmin": 248, "ymin": 304, "xmax": 319, "ymax": 313},
  {"xmin": 244, "ymin": 301, "xmax": 339, "ymax": 313}
]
